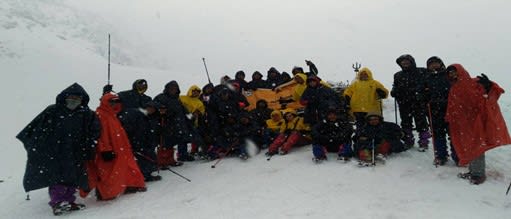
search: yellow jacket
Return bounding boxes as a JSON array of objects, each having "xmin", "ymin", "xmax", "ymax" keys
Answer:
[
  {"xmin": 292, "ymin": 73, "xmax": 308, "ymax": 101},
  {"xmin": 266, "ymin": 110, "xmax": 284, "ymax": 132},
  {"xmin": 343, "ymin": 67, "xmax": 388, "ymax": 113},
  {"xmin": 179, "ymin": 85, "xmax": 205, "ymax": 114},
  {"xmin": 279, "ymin": 109, "xmax": 310, "ymax": 133}
]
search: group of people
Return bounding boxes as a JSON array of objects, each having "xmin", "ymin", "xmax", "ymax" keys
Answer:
[{"xmin": 16, "ymin": 56, "xmax": 510, "ymax": 216}]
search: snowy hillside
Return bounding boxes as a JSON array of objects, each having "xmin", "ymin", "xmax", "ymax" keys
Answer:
[{"xmin": 1, "ymin": 0, "xmax": 511, "ymax": 218}]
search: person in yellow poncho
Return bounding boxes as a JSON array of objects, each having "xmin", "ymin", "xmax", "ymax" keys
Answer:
[
  {"xmin": 343, "ymin": 67, "xmax": 388, "ymax": 131},
  {"xmin": 266, "ymin": 109, "xmax": 311, "ymax": 156},
  {"xmin": 262, "ymin": 110, "xmax": 284, "ymax": 148},
  {"xmin": 179, "ymin": 85, "xmax": 206, "ymax": 156}
]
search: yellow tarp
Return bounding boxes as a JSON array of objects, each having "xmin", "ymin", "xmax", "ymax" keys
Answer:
[{"xmin": 244, "ymin": 81, "xmax": 304, "ymax": 111}]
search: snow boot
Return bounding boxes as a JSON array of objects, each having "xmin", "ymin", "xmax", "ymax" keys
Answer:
[
  {"xmin": 69, "ymin": 203, "xmax": 86, "ymax": 211},
  {"xmin": 52, "ymin": 202, "xmax": 72, "ymax": 216},
  {"xmin": 470, "ymin": 175, "xmax": 486, "ymax": 185},
  {"xmin": 402, "ymin": 129, "xmax": 415, "ymax": 148},
  {"xmin": 239, "ymin": 153, "xmax": 249, "ymax": 160},
  {"xmin": 418, "ymin": 131, "xmax": 431, "ymax": 152}
]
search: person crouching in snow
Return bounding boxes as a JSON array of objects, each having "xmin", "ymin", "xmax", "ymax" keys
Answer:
[
  {"xmin": 209, "ymin": 112, "xmax": 258, "ymax": 160},
  {"xmin": 311, "ymin": 109, "xmax": 353, "ymax": 162},
  {"xmin": 82, "ymin": 92, "xmax": 146, "ymax": 201},
  {"xmin": 16, "ymin": 83, "xmax": 100, "ymax": 216},
  {"xmin": 445, "ymin": 64, "xmax": 511, "ymax": 185},
  {"xmin": 354, "ymin": 113, "xmax": 407, "ymax": 165},
  {"xmin": 262, "ymin": 110, "xmax": 284, "ymax": 149},
  {"xmin": 266, "ymin": 109, "xmax": 311, "ymax": 156}
]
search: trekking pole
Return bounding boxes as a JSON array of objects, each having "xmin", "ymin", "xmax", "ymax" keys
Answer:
[
  {"xmin": 394, "ymin": 99, "xmax": 398, "ymax": 124},
  {"xmin": 211, "ymin": 140, "xmax": 239, "ymax": 168},
  {"xmin": 506, "ymin": 181, "xmax": 511, "ymax": 195},
  {"xmin": 202, "ymin": 57, "xmax": 212, "ymax": 84},
  {"xmin": 371, "ymin": 138, "xmax": 376, "ymax": 166},
  {"xmin": 427, "ymin": 103, "xmax": 438, "ymax": 167},
  {"xmin": 107, "ymin": 34, "xmax": 111, "ymax": 85},
  {"xmin": 135, "ymin": 152, "xmax": 191, "ymax": 182},
  {"xmin": 211, "ymin": 149, "xmax": 232, "ymax": 168}
]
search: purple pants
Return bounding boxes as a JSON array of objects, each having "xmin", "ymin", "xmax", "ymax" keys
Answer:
[{"xmin": 48, "ymin": 184, "xmax": 76, "ymax": 207}]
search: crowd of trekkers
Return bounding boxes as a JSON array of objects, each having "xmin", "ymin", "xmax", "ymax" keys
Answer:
[{"xmin": 16, "ymin": 55, "xmax": 510, "ymax": 215}]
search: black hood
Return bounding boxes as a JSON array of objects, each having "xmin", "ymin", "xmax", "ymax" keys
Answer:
[
  {"xmin": 132, "ymin": 79, "xmax": 147, "ymax": 90},
  {"xmin": 202, "ymin": 83, "xmax": 214, "ymax": 93},
  {"xmin": 267, "ymin": 67, "xmax": 281, "ymax": 79},
  {"xmin": 396, "ymin": 54, "xmax": 417, "ymax": 70},
  {"xmin": 164, "ymin": 81, "xmax": 181, "ymax": 95},
  {"xmin": 235, "ymin": 71, "xmax": 245, "ymax": 80},
  {"xmin": 426, "ymin": 56, "xmax": 445, "ymax": 69},
  {"xmin": 55, "ymin": 83, "xmax": 90, "ymax": 106},
  {"xmin": 256, "ymin": 99, "xmax": 268, "ymax": 109},
  {"xmin": 252, "ymin": 71, "xmax": 263, "ymax": 80}
]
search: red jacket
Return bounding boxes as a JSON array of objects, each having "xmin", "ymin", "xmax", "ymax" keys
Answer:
[
  {"xmin": 82, "ymin": 92, "xmax": 145, "ymax": 199},
  {"xmin": 445, "ymin": 64, "xmax": 511, "ymax": 166}
]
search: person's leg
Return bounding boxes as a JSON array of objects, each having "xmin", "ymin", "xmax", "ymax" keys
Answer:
[{"xmin": 469, "ymin": 154, "xmax": 486, "ymax": 184}]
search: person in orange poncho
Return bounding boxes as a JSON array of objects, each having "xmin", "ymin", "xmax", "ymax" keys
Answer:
[
  {"xmin": 445, "ymin": 64, "xmax": 511, "ymax": 185},
  {"xmin": 82, "ymin": 92, "xmax": 146, "ymax": 200}
]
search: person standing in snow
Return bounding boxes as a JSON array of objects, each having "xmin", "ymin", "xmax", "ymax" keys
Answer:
[
  {"xmin": 83, "ymin": 92, "xmax": 146, "ymax": 200},
  {"xmin": 300, "ymin": 75, "xmax": 340, "ymax": 125},
  {"xmin": 419, "ymin": 57, "xmax": 458, "ymax": 165},
  {"xmin": 118, "ymin": 101, "xmax": 162, "ymax": 182},
  {"xmin": 343, "ymin": 67, "xmax": 388, "ymax": 132},
  {"xmin": 445, "ymin": 64, "xmax": 511, "ymax": 185},
  {"xmin": 17, "ymin": 83, "xmax": 100, "ymax": 215},
  {"xmin": 180, "ymin": 85, "xmax": 207, "ymax": 158},
  {"xmin": 390, "ymin": 54, "xmax": 431, "ymax": 151},
  {"xmin": 154, "ymin": 81, "xmax": 195, "ymax": 164},
  {"xmin": 117, "ymin": 79, "xmax": 152, "ymax": 109}
]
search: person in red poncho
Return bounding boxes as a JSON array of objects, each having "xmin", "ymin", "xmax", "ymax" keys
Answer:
[
  {"xmin": 445, "ymin": 64, "xmax": 511, "ymax": 185},
  {"xmin": 81, "ymin": 92, "xmax": 146, "ymax": 200}
]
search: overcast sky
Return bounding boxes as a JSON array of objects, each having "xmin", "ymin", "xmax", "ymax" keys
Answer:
[{"xmin": 67, "ymin": 0, "xmax": 511, "ymax": 86}]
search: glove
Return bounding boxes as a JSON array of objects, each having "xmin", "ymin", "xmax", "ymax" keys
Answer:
[
  {"xmin": 305, "ymin": 60, "xmax": 314, "ymax": 66},
  {"xmin": 375, "ymin": 88, "xmax": 386, "ymax": 99},
  {"xmin": 103, "ymin": 84, "xmax": 113, "ymax": 95},
  {"xmin": 390, "ymin": 89, "xmax": 398, "ymax": 98},
  {"xmin": 101, "ymin": 151, "xmax": 116, "ymax": 161},
  {"xmin": 477, "ymin": 73, "xmax": 492, "ymax": 93}
]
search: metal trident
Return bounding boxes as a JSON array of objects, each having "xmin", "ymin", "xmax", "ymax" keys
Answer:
[{"xmin": 352, "ymin": 62, "xmax": 361, "ymax": 73}]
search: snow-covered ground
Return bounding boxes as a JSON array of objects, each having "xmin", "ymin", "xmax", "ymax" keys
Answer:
[{"xmin": 1, "ymin": 0, "xmax": 510, "ymax": 218}]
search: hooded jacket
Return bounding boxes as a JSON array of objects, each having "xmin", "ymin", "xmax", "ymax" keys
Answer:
[
  {"xmin": 84, "ymin": 92, "xmax": 145, "ymax": 199},
  {"xmin": 154, "ymin": 81, "xmax": 191, "ymax": 141},
  {"xmin": 16, "ymin": 83, "xmax": 100, "ymax": 192},
  {"xmin": 118, "ymin": 79, "xmax": 152, "ymax": 109},
  {"xmin": 343, "ymin": 67, "xmax": 388, "ymax": 113},
  {"xmin": 391, "ymin": 54, "xmax": 428, "ymax": 102},
  {"xmin": 445, "ymin": 64, "xmax": 511, "ymax": 165},
  {"xmin": 266, "ymin": 110, "xmax": 284, "ymax": 132},
  {"xmin": 180, "ymin": 85, "xmax": 206, "ymax": 115},
  {"xmin": 247, "ymin": 71, "xmax": 267, "ymax": 90}
]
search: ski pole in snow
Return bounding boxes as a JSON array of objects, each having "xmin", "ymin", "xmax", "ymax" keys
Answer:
[
  {"xmin": 135, "ymin": 152, "xmax": 191, "ymax": 182},
  {"xmin": 506, "ymin": 181, "xmax": 511, "ymax": 195},
  {"xmin": 202, "ymin": 58, "xmax": 212, "ymax": 84},
  {"xmin": 210, "ymin": 149, "xmax": 231, "ymax": 168},
  {"xmin": 371, "ymin": 138, "xmax": 376, "ymax": 166},
  {"xmin": 427, "ymin": 103, "xmax": 438, "ymax": 167},
  {"xmin": 394, "ymin": 99, "xmax": 398, "ymax": 124},
  {"xmin": 107, "ymin": 34, "xmax": 111, "ymax": 85}
]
